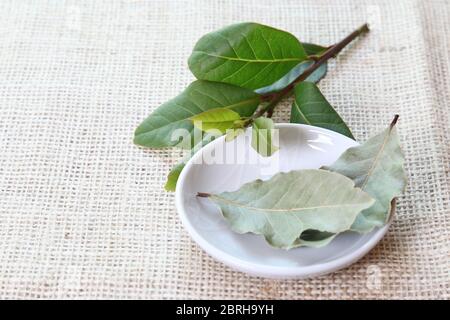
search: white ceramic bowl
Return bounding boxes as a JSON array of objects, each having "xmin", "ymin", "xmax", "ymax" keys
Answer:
[{"xmin": 175, "ymin": 124, "xmax": 389, "ymax": 279}]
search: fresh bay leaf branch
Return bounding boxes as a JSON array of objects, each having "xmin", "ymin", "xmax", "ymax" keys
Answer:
[{"xmin": 134, "ymin": 22, "xmax": 370, "ymax": 191}]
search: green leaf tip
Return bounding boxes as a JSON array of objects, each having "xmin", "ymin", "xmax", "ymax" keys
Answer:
[
  {"xmin": 291, "ymin": 81, "xmax": 354, "ymax": 139},
  {"xmin": 251, "ymin": 117, "xmax": 279, "ymax": 157}
]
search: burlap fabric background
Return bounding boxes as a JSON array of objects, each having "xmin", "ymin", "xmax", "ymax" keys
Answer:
[{"xmin": 0, "ymin": 0, "xmax": 448, "ymax": 299}]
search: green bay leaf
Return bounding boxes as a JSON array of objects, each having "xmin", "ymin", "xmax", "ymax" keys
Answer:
[
  {"xmin": 190, "ymin": 108, "xmax": 241, "ymax": 134},
  {"xmin": 255, "ymin": 61, "xmax": 327, "ymax": 94},
  {"xmin": 225, "ymin": 127, "xmax": 245, "ymax": 142},
  {"xmin": 134, "ymin": 80, "xmax": 260, "ymax": 148},
  {"xmin": 251, "ymin": 117, "xmax": 279, "ymax": 157},
  {"xmin": 165, "ymin": 161, "xmax": 184, "ymax": 192},
  {"xmin": 291, "ymin": 82, "xmax": 354, "ymax": 139},
  {"xmin": 165, "ymin": 132, "xmax": 216, "ymax": 191},
  {"xmin": 323, "ymin": 117, "xmax": 407, "ymax": 233},
  {"xmin": 255, "ymin": 42, "xmax": 328, "ymax": 94},
  {"xmin": 204, "ymin": 169, "xmax": 374, "ymax": 249},
  {"xmin": 188, "ymin": 22, "xmax": 308, "ymax": 90},
  {"xmin": 302, "ymin": 42, "xmax": 328, "ymax": 56}
]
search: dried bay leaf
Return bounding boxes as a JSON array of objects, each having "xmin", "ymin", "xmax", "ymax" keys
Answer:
[
  {"xmin": 200, "ymin": 169, "xmax": 374, "ymax": 249},
  {"xmin": 323, "ymin": 116, "xmax": 407, "ymax": 233}
]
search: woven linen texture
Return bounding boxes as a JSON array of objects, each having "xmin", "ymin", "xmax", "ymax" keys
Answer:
[{"xmin": 0, "ymin": 0, "xmax": 449, "ymax": 299}]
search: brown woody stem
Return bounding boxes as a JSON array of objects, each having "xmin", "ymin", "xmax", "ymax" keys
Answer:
[{"xmin": 390, "ymin": 114, "xmax": 399, "ymax": 130}]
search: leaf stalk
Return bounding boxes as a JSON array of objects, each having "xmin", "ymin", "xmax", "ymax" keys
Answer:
[{"xmin": 197, "ymin": 192, "xmax": 211, "ymax": 198}]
